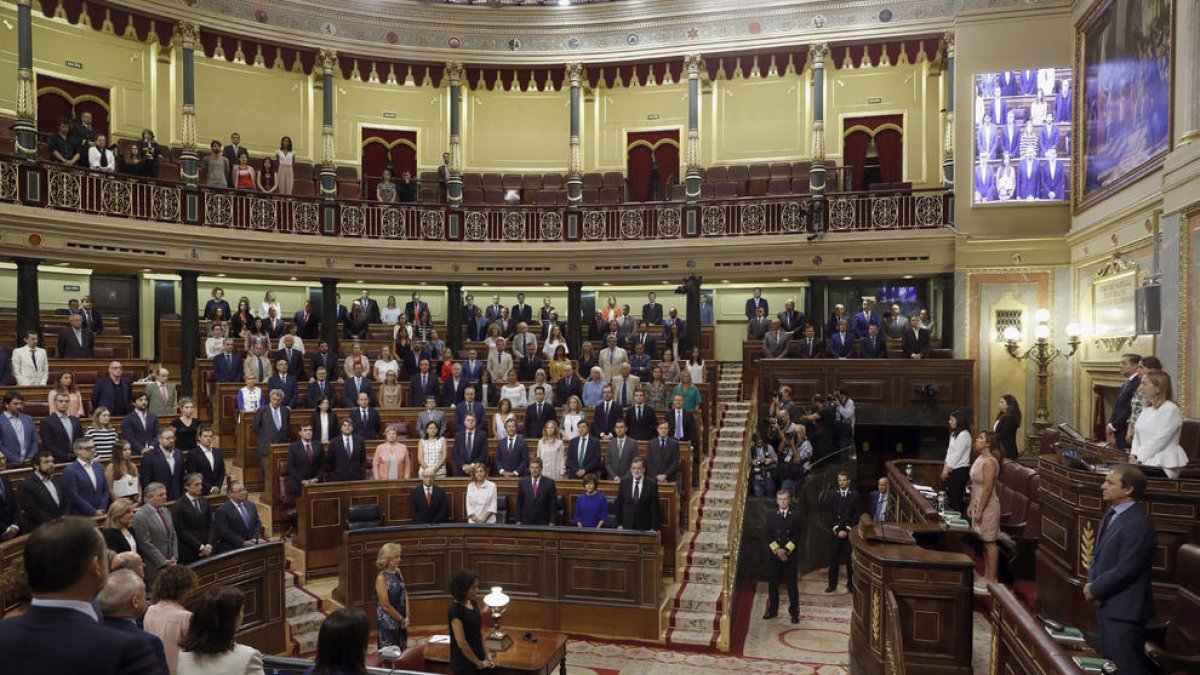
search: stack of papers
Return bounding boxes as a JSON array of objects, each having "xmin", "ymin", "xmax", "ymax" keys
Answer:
[{"xmin": 1071, "ymin": 656, "xmax": 1108, "ymax": 673}]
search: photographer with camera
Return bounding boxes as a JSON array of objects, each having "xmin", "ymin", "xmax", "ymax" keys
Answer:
[
  {"xmin": 748, "ymin": 432, "xmax": 778, "ymax": 497},
  {"xmin": 801, "ymin": 394, "xmax": 837, "ymax": 461},
  {"xmin": 768, "ymin": 410, "xmax": 811, "ymax": 493},
  {"xmin": 768, "ymin": 386, "xmax": 798, "ymax": 423},
  {"xmin": 834, "ymin": 388, "xmax": 856, "ymax": 451}
]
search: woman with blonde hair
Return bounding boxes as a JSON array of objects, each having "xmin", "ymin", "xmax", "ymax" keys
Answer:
[
  {"xmin": 1131, "ymin": 370, "xmax": 1188, "ymax": 479},
  {"xmin": 372, "ymin": 426, "xmax": 411, "ymax": 480},
  {"xmin": 380, "ymin": 370, "xmax": 403, "ymax": 410},
  {"xmin": 465, "ymin": 464, "xmax": 497, "ymax": 524},
  {"xmin": 537, "ymin": 419, "xmax": 566, "ymax": 478},
  {"xmin": 86, "ymin": 406, "xmax": 119, "ymax": 461},
  {"xmin": 374, "ymin": 542, "xmax": 409, "ymax": 651},
  {"xmin": 101, "ymin": 497, "xmax": 139, "ymax": 554}
]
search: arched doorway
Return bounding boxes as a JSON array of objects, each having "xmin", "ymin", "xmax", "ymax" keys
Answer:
[{"xmin": 626, "ymin": 130, "xmax": 680, "ymax": 202}]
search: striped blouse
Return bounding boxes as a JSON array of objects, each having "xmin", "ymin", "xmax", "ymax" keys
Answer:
[{"xmin": 86, "ymin": 426, "xmax": 119, "ymax": 461}]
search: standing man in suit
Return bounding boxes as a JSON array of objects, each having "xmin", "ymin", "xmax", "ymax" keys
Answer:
[
  {"xmin": 763, "ymin": 489, "xmax": 803, "ymax": 623},
  {"xmin": 287, "ymin": 423, "xmax": 325, "ymax": 497},
  {"xmin": 745, "ymin": 287, "xmax": 769, "ymax": 320},
  {"xmin": 467, "ymin": 307, "xmax": 491, "ymax": 342},
  {"xmin": 461, "ymin": 349, "xmax": 485, "ymax": 383},
  {"xmin": 252, "ymin": 389, "xmax": 290, "ymax": 477},
  {"xmin": 416, "ymin": 396, "xmax": 447, "ymax": 438},
  {"xmin": 349, "ymin": 391, "xmax": 382, "ymax": 440},
  {"xmin": 610, "ymin": 363, "xmax": 640, "ymax": 408},
  {"xmin": 852, "ymin": 300, "xmax": 879, "ymax": 340},
  {"xmin": 274, "ymin": 336, "xmax": 307, "ymax": 381},
  {"xmin": 867, "ymin": 477, "xmax": 889, "ymax": 522},
  {"xmin": 666, "ymin": 394, "xmax": 694, "ymax": 444},
  {"xmin": 123, "ymin": 392, "xmax": 159, "ymax": 455},
  {"xmin": 453, "ymin": 414, "xmax": 488, "ymax": 477},
  {"xmin": 599, "ymin": 335, "xmax": 628, "ymax": 381},
  {"xmin": 0, "ymin": 454, "xmax": 18, "ymax": 540},
  {"xmin": 454, "ymin": 386, "xmax": 485, "ymax": 429},
  {"xmin": 141, "ymin": 428, "xmax": 185, "ymax": 501},
  {"xmin": 858, "ymin": 324, "xmax": 888, "ymax": 358},
  {"xmin": 747, "ymin": 307, "xmax": 771, "ymax": 341},
  {"xmin": 213, "ymin": 480, "xmax": 263, "ymax": 554},
  {"xmin": 615, "ymin": 458, "xmax": 659, "ymax": 531},
  {"xmin": 592, "ymin": 386, "xmax": 623, "ymax": 440},
  {"xmin": 442, "ymin": 363, "xmax": 468, "ymax": 406},
  {"xmin": 97, "ymin": 571, "xmax": 172, "ymax": 675},
  {"xmin": 1039, "ymin": 147, "xmax": 1066, "ymax": 200},
  {"xmin": 294, "ymin": 300, "xmax": 320, "ymax": 340},
  {"xmin": 624, "ymin": 389, "xmax": 658, "ymax": 442},
  {"xmin": 510, "ymin": 293, "xmax": 533, "ymax": 325},
  {"xmin": 311, "ymin": 342, "xmax": 338, "ymax": 384},
  {"xmin": 20, "ymin": 453, "xmax": 68, "ymax": 531},
  {"xmin": 144, "ymin": 368, "xmax": 177, "ymax": 417},
  {"xmin": 661, "ymin": 307, "xmax": 685, "ymax": 340},
  {"xmin": 242, "ymin": 342, "xmax": 274, "ymax": 384},
  {"xmin": 567, "ymin": 421, "xmax": 601, "ymax": 479},
  {"xmin": 496, "ymin": 420, "xmax": 530, "ymax": 477},
  {"xmin": 901, "ymin": 315, "xmax": 931, "ymax": 359},
  {"xmin": 356, "ymin": 289, "xmax": 380, "ymax": 324},
  {"xmin": 825, "ymin": 471, "xmax": 862, "ymax": 593},
  {"xmin": 554, "ymin": 365, "xmax": 583, "ymax": 407},
  {"xmin": 131, "ymin": 482, "xmax": 178, "ymax": 587},
  {"xmin": 222, "ymin": 132, "xmax": 246, "ymax": 183},
  {"xmin": 605, "ymin": 420, "xmax": 637, "ymax": 482},
  {"xmin": 796, "ymin": 325, "xmax": 823, "ymax": 359},
  {"xmin": 409, "ymin": 469, "xmax": 450, "ymax": 524},
  {"xmin": 645, "ymin": 420, "xmax": 680, "ymax": 484},
  {"xmin": 1085, "ymin": 466, "xmax": 1156, "ymax": 675},
  {"xmin": 828, "ymin": 320, "xmax": 856, "ymax": 359},
  {"xmin": 12, "ymin": 331, "xmax": 48, "ymax": 386},
  {"xmin": 187, "ymin": 426, "xmax": 226, "ymax": 495},
  {"xmin": 343, "ymin": 363, "xmax": 373, "ymax": 408},
  {"xmin": 1107, "ymin": 353, "xmax": 1142, "ymax": 450},
  {"xmin": 628, "ymin": 322, "xmax": 658, "ymax": 359},
  {"xmin": 410, "ymin": 358, "xmax": 440, "ymax": 406},
  {"xmin": 763, "ymin": 319, "xmax": 791, "ymax": 359},
  {"xmin": 57, "ymin": 312, "xmax": 94, "ymax": 358},
  {"xmin": 213, "ymin": 339, "xmax": 244, "ymax": 383},
  {"xmin": 404, "ymin": 292, "xmax": 428, "ymax": 324},
  {"xmin": 306, "ymin": 366, "xmax": 337, "ymax": 408},
  {"xmin": 1, "ymin": 391, "xmax": 39, "ymax": 464},
  {"xmin": 524, "ymin": 389, "xmax": 557, "ymax": 438},
  {"xmin": 641, "ymin": 292, "xmax": 664, "ymax": 325},
  {"xmin": 326, "ymin": 419, "xmax": 366, "ymax": 482},
  {"xmin": 777, "ymin": 299, "xmax": 804, "ymax": 338},
  {"xmin": 516, "ymin": 457, "xmax": 558, "ymax": 525}
]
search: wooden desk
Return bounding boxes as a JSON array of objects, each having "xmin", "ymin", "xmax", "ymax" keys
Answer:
[
  {"xmin": 422, "ymin": 630, "xmax": 567, "ymax": 675},
  {"xmin": 186, "ymin": 541, "xmax": 288, "ymax": 656},
  {"xmin": 884, "ymin": 459, "xmax": 944, "ymax": 525},
  {"xmin": 991, "ymin": 581, "xmax": 1089, "ymax": 674}
]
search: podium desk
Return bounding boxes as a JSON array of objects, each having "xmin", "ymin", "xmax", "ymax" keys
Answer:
[{"xmin": 422, "ymin": 631, "xmax": 567, "ymax": 675}]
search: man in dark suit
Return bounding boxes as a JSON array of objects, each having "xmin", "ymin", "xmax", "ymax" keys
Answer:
[
  {"xmin": 349, "ymin": 392, "xmax": 382, "ymax": 440},
  {"xmin": 187, "ymin": 427, "xmax": 226, "ymax": 495},
  {"xmin": 660, "ymin": 308, "xmax": 685, "ymax": 341},
  {"xmin": 900, "ymin": 315, "xmax": 930, "ymax": 359},
  {"xmin": 796, "ymin": 325, "xmax": 824, "ymax": 359},
  {"xmin": 646, "ymin": 420, "xmax": 680, "ymax": 484},
  {"xmin": 19, "ymin": 453, "xmax": 67, "ymax": 531},
  {"xmin": 287, "ymin": 423, "xmax": 325, "ymax": 497},
  {"xmin": 665, "ymin": 395, "xmax": 694, "ymax": 444},
  {"xmin": 763, "ymin": 489, "xmax": 803, "ymax": 623},
  {"xmin": 827, "ymin": 322, "xmax": 856, "ymax": 359},
  {"xmin": 410, "ymin": 359, "xmax": 440, "ymax": 407},
  {"xmin": 263, "ymin": 310, "xmax": 286, "ymax": 340},
  {"xmin": 356, "ymin": 289, "xmax": 381, "ymax": 324},
  {"xmin": 343, "ymin": 363, "xmax": 374, "ymax": 407},
  {"xmin": 777, "ymin": 299, "xmax": 805, "ymax": 338},
  {"xmin": 1107, "ymin": 354, "xmax": 1142, "ymax": 450},
  {"xmin": 77, "ymin": 296, "xmax": 103, "ymax": 334},
  {"xmin": 213, "ymin": 480, "xmax": 263, "ymax": 554},
  {"xmin": 641, "ymin": 292, "xmax": 664, "ymax": 325},
  {"xmin": 1085, "ymin": 466, "xmax": 1156, "ymax": 674},
  {"xmin": 566, "ymin": 421, "xmax": 601, "ymax": 479},
  {"xmin": 410, "ymin": 470, "xmax": 450, "ymax": 524},
  {"xmin": 1038, "ymin": 146, "xmax": 1066, "ymax": 200},
  {"xmin": 605, "ymin": 421, "xmax": 638, "ymax": 482},
  {"xmin": 624, "ymin": 389, "xmax": 658, "ymax": 442},
  {"xmin": 222, "ymin": 132, "xmax": 247, "ymax": 183},
  {"xmin": 461, "ymin": 350, "xmax": 485, "ymax": 383},
  {"xmin": 554, "ymin": 364, "xmax": 583, "ymax": 407},
  {"xmin": 510, "ymin": 293, "xmax": 532, "ymax": 325},
  {"xmin": 467, "ymin": 307, "xmax": 491, "ymax": 342},
  {"xmin": 627, "ymin": 323, "xmax": 658, "ymax": 359},
  {"xmin": 306, "ymin": 366, "xmax": 337, "ymax": 408},
  {"xmin": 267, "ymin": 359, "xmax": 299, "ymax": 409},
  {"xmin": 515, "ymin": 458, "xmax": 557, "ymax": 525},
  {"xmin": 826, "ymin": 471, "xmax": 862, "ymax": 592},
  {"xmin": 496, "ymin": 420, "xmax": 530, "ymax": 477},
  {"xmin": 311, "ymin": 343, "xmax": 338, "ymax": 384},
  {"xmin": 858, "ymin": 324, "xmax": 888, "ymax": 358},
  {"xmin": 852, "ymin": 300, "xmax": 879, "ymax": 340},
  {"xmin": 745, "ymin": 287, "xmax": 769, "ymax": 320},
  {"xmin": 120, "ymin": 393, "xmax": 158, "ymax": 455},
  {"xmin": 614, "ymin": 458, "xmax": 659, "ymax": 531},
  {"xmin": 404, "ymin": 292, "xmax": 429, "ymax": 324},
  {"xmin": 867, "ymin": 477, "xmax": 889, "ymax": 522},
  {"xmin": 326, "ymin": 419, "xmax": 366, "ymax": 482},
  {"xmin": 61, "ymin": 438, "xmax": 108, "ymax": 516},
  {"xmin": 748, "ymin": 306, "xmax": 771, "ymax": 341},
  {"xmin": 453, "ymin": 414, "xmax": 488, "ymax": 477},
  {"xmin": 454, "ymin": 386, "xmax": 486, "ymax": 429},
  {"xmin": 92, "ymin": 361, "xmax": 133, "ymax": 416},
  {"xmin": 173, "ymin": 473, "xmax": 215, "ymax": 564},
  {"xmin": 212, "ymin": 339, "xmax": 244, "ymax": 383},
  {"xmin": 252, "ymin": 390, "xmax": 291, "ymax": 477},
  {"xmin": 294, "ymin": 300, "xmax": 320, "ymax": 340},
  {"xmin": 40, "ymin": 392, "xmax": 83, "ymax": 462},
  {"xmin": 592, "ymin": 386, "xmax": 623, "ymax": 441},
  {"xmin": 441, "ymin": 363, "xmax": 468, "ymax": 406},
  {"xmin": 273, "ymin": 336, "xmax": 307, "ymax": 381},
  {"xmin": 57, "ymin": 311, "xmax": 94, "ymax": 358},
  {"xmin": 0, "ymin": 517, "xmax": 162, "ymax": 675},
  {"xmin": 524, "ymin": 389, "xmax": 557, "ymax": 438},
  {"xmin": 140, "ymin": 428, "xmax": 185, "ymax": 501},
  {"xmin": 0, "ymin": 454, "xmax": 18, "ymax": 539},
  {"xmin": 97, "ymin": 569, "xmax": 172, "ymax": 675}
]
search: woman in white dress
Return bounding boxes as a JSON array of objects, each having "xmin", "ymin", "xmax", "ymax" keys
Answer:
[
  {"xmin": 1131, "ymin": 371, "xmax": 1189, "ymax": 479},
  {"xmin": 542, "ymin": 324, "xmax": 568, "ymax": 360},
  {"xmin": 500, "ymin": 371, "xmax": 528, "ymax": 409},
  {"xmin": 419, "ymin": 421, "xmax": 448, "ymax": 477},
  {"xmin": 465, "ymin": 464, "xmax": 497, "ymax": 524},
  {"xmin": 560, "ymin": 396, "xmax": 585, "ymax": 441},
  {"xmin": 537, "ymin": 420, "xmax": 566, "ymax": 479},
  {"xmin": 259, "ymin": 290, "xmax": 282, "ymax": 320},
  {"xmin": 205, "ymin": 325, "xmax": 227, "ymax": 359},
  {"xmin": 106, "ymin": 440, "xmax": 141, "ymax": 503},
  {"xmin": 381, "ymin": 296, "xmax": 403, "ymax": 325},
  {"xmin": 684, "ymin": 346, "xmax": 706, "ymax": 385},
  {"xmin": 374, "ymin": 345, "xmax": 400, "ymax": 384},
  {"xmin": 236, "ymin": 375, "xmax": 262, "ymax": 423},
  {"xmin": 275, "ymin": 136, "xmax": 295, "ymax": 195},
  {"xmin": 484, "ymin": 323, "xmax": 504, "ymax": 358},
  {"xmin": 528, "ymin": 369, "xmax": 553, "ymax": 404},
  {"xmin": 493, "ymin": 399, "xmax": 515, "ymax": 441}
]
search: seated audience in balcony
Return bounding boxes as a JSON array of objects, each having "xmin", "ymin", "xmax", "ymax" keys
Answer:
[
  {"xmin": 87, "ymin": 134, "xmax": 116, "ymax": 173},
  {"xmin": 129, "ymin": 128, "xmax": 160, "ymax": 178},
  {"xmin": 232, "ymin": 153, "xmax": 256, "ymax": 191},
  {"xmin": 275, "ymin": 136, "xmax": 295, "ymax": 195},
  {"xmin": 1130, "ymin": 370, "xmax": 1189, "ymax": 479},
  {"xmin": 828, "ymin": 320, "xmax": 856, "ymax": 359},
  {"xmin": 376, "ymin": 167, "xmax": 398, "ymax": 203},
  {"xmin": 221, "ymin": 132, "xmax": 247, "ymax": 183},
  {"xmin": 901, "ymin": 315, "xmax": 931, "ymax": 359},
  {"xmin": 397, "ymin": 169, "xmax": 418, "ymax": 203},
  {"xmin": 202, "ymin": 140, "xmax": 229, "ymax": 188},
  {"xmin": 256, "ymin": 156, "xmax": 277, "ymax": 193},
  {"xmin": 49, "ymin": 117, "xmax": 81, "ymax": 166}
]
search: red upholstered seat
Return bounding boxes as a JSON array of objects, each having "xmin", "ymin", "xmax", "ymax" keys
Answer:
[
  {"xmin": 462, "ymin": 188, "xmax": 484, "ymax": 206},
  {"xmin": 542, "ymin": 173, "xmax": 564, "ymax": 190},
  {"xmin": 292, "ymin": 179, "xmax": 316, "ymax": 197},
  {"xmin": 714, "ymin": 183, "xmax": 737, "ymax": 199},
  {"xmin": 599, "ymin": 187, "xmax": 622, "ymax": 204},
  {"xmin": 501, "ymin": 174, "xmax": 522, "ymax": 190},
  {"xmin": 481, "ymin": 173, "xmax": 503, "ymax": 189},
  {"xmin": 522, "ymin": 174, "xmax": 543, "ymax": 191},
  {"xmin": 92, "ymin": 347, "xmax": 114, "ymax": 359},
  {"xmin": 669, "ymin": 184, "xmax": 686, "ymax": 201},
  {"xmin": 337, "ymin": 182, "xmax": 362, "ymax": 200},
  {"xmin": 582, "ymin": 188, "xmax": 600, "ymax": 204},
  {"xmin": 275, "ymin": 457, "xmax": 298, "ymax": 525},
  {"xmin": 767, "ymin": 178, "xmax": 791, "ymax": 196},
  {"xmin": 1146, "ymin": 544, "xmax": 1200, "ymax": 672},
  {"xmin": 461, "ymin": 173, "xmax": 482, "ymax": 190},
  {"xmin": 791, "ymin": 177, "xmax": 811, "ymax": 194},
  {"xmin": 582, "ymin": 172, "xmax": 603, "ymax": 190},
  {"xmin": 335, "ymin": 165, "xmax": 358, "ymax": 183},
  {"xmin": 482, "ymin": 189, "xmax": 505, "ymax": 205},
  {"xmin": 602, "ymin": 172, "xmax": 624, "ymax": 189},
  {"xmin": 705, "ymin": 165, "xmax": 727, "ymax": 183}
]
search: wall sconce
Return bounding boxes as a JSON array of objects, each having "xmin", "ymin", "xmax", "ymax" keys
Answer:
[{"xmin": 1003, "ymin": 310, "xmax": 1081, "ymax": 455}]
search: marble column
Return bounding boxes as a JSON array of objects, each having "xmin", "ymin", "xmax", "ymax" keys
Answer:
[
  {"xmin": 320, "ymin": 278, "xmax": 340, "ymax": 356},
  {"xmin": 808, "ymin": 43, "xmax": 829, "ymax": 203},
  {"xmin": 446, "ymin": 282, "xmax": 464, "ymax": 353},
  {"xmin": 179, "ymin": 270, "xmax": 199, "ymax": 397},
  {"xmin": 682, "ymin": 275, "xmax": 702, "ymax": 354},
  {"xmin": 12, "ymin": 0, "xmax": 37, "ymax": 158},
  {"xmin": 14, "ymin": 258, "xmax": 41, "ymax": 342},
  {"xmin": 684, "ymin": 54, "xmax": 703, "ymax": 202},
  {"xmin": 566, "ymin": 63, "xmax": 584, "ymax": 207},
  {"xmin": 566, "ymin": 282, "xmax": 583, "ymax": 358},
  {"xmin": 446, "ymin": 62, "xmax": 465, "ymax": 208},
  {"xmin": 319, "ymin": 49, "xmax": 338, "ymax": 200},
  {"xmin": 177, "ymin": 22, "xmax": 200, "ymax": 187},
  {"xmin": 942, "ymin": 32, "xmax": 956, "ymax": 184}
]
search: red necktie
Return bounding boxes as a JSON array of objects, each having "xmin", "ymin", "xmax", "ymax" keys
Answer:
[
  {"xmin": 156, "ymin": 508, "xmax": 170, "ymax": 536},
  {"xmin": 532, "ymin": 478, "xmax": 539, "ymax": 496},
  {"xmin": 426, "ymin": 488, "xmax": 432, "ymax": 505},
  {"xmin": 305, "ymin": 442, "xmax": 313, "ymax": 463}
]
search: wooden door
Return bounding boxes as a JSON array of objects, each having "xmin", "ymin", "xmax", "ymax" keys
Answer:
[
  {"xmin": 626, "ymin": 130, "xmax": 680, "ymax": 202},
  {"xmin": 90, "ymin": 274, "xmax": 141, "ymax": 353}
]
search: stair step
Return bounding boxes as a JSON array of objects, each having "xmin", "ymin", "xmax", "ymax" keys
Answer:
[
  {"xmin": 685, "ymin": 549, "xmax": 727, "ymax": 567},
  {"xmin": 674, "ymin": 583, "xmax": 724, "ymax": 612},
  {"xmin": 683, "ymin": 565, "xmax": 725, "ymax": 584},
  {"xmin": 285, "ymin": 587, "xmax": 320, "ymax": 618},
  {"xmin": 669, "ymin": 607, "xmax": 719, "ymax": 630},
  {"xmin": 689, "ymin": 531, "xmax": 728, "ymax": 552},
  {"xmin": 698, "ymin": 504, "xmax": 731, "ymax": 519},
  {"xmin": 287, "ymin": 610, "xmax": 326, "ymax": 637},
  {"xmin": 696, "ymin": 518, "xmax": 728, "ymax": 532},
  {"xmin": 668, "ymin": 627, "xmax": 718, "ymax": 647}
]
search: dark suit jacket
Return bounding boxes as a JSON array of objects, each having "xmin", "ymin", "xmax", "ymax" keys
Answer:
[
  {"xmin": 40, "ymin": 414, "xmax": 84, "ymax": 462},
  {"xmin": 410, "ymin": 373, "xmax": 440, "ymax": 407},
  {"xmin": 993, "ymin": 413, "xmax": 1021, "ymax": 459},
  {"xmin": 1088, "ymin": 502, "xmax": 1156, "ymax": 622},
  {"xmin": 172, "ymin": 495, "xmax": 213, "ymax": 564},
  {"xmin": 867, "ymin": 490, "xmax": 888, "ymax": 521},
  {"xmin": 267, "ymin": 374, "xmax": 299, "ymax": 408},
  {"xmin": 496, "ymin": 436, "xmax": 530, "ymax": 476},
  {"xmin": 306, "ymin": 379, "xmax": 337, "ymax": 408},
  {"xmin": 294, "ymin": 310, "xmax": 320, "ymax": 339},
  {"xmin": 326, "ymin": 434, "xmax": 367, "ymax": 481},
  {"xmin": 627, "ymin": 332, "xmax": 657, "ymax": 359},
  {"xmin": 442, "ymin": 378, "xmax": 469, "ymax": 406},
  {"xmin": 901, "ymin": 328, "xmax": 931, "ymax": 358},
  {"xmin": 665, "ymin": 408, "xmax": 694, "ymax": 444},
  {"xmin": 310, "ymin": 352, "xmax": 338, "ymax": 382},
  {"xmin": 287, "ymin": 439, "xmax": 326, "ymax": 495},
  {"xmin": 553, "ymin": 376, "xmax": 583, "ymax": 407},
  {"xmin": 409, "ymin": 484, "xmax": 450, "ymax": 524},
  {"xmin": 565, "ymin": 435, "xmax": 601, "ymax": 477},
  {"xmin": 140, "ymin": 448, "xmax": 185, "ymax": 500},
  {"xmin": 510, "ymin": 303, "xmax": 533, "ymax": 324},
  {"xmin": 454, "ymin": 401, "xmax": 485, "ymax": 429},
  {"xmin": 645, "ymin": 437, "xmax": 680, "ymax": 483},
  {"xmin": 212, "ymin": 352, "xmax": 244, "ymax": 383},
  {"xmin": 605, "ymin": 437, "xmax": 638, "ymax": 481},
  {"xmin": 641, "ymin": 303, "xmax": 663, "ymax": 325},
  {"xmin": 592, "ymin": 401, "xmax": 623, "ymax": 438},
  {"xmin": 272, "ymin": 347, "xmax": 307, "ymax": 381},
  {"xmin": 516, "ymin": 476, "xmax": 557, "ymax": 525},
  {"xmin": 1109, "ymin": 376, "xmax": 1141, "ymax": 441},
  {"xmin": 404, "ymin": 300, "xmax": 428, "ymax": 324},
  {"xmin": 857, "ymin": 335, "xmax": 888, "ymax": 358},
  {"xmin": 524, "ymin": 402, "xmax": 557, "ymax": 438},
  {"xmin": 122, "ymin": 411, "xmax": 159, "ymax": 454},
  {"xmin": 100, "ymin": 617, "xmax": 170, "ymax": 675},
  {"xmin": 91, "ymin": 377, "xmax": 133, "ymax": 416},
  {"xmin": 56, "ymin": 326, "xmax": 94, "ymax": 358},
  {"xmin": 745, "ymin": 297, "xmax": 769, "ymax": 320},
  {"xmin": 453, "ymin": 430, "xmax": 488, "ymax": 476},
  {"xmin": 343, "ymin": 377, "xmax": 374, "ymax": 408},
  {"xmin": 795, "ymin": 337, "xmax": 824, "ymax": 359},
  {"xmin": 186, "ymin": 446, "xmax": 226, "ymax": 495},
  {"xmin": 252, "ymin": 405, "xmax": 291, "ymax": 457},
  {"xmin": 765, "ymin": 508, "xmax": 802, "ymax": 558},
  {"xmin": 467, "ymin": 317, "xmax": 491, "ymax": 342},
  {"xmin": 624, "ymin": 405, "xmax": 658, "ymax": 441},
  {"xmin": 615, "ymin": 477, "xmax": 659, "ymax": 530},
  {"xmin": 349, "ymin": 407, "xmax": 382, "ymax": 440},
  {"xmin": 828, "ymin": 332, "xmax": 856, "ymax": 359},
  {"xmin": 16, "ymin": 473, "xmax": 67, "ymax": 531},
  {"xmin": 0, "ymin": 476, "xmax": 15, "ymax": 534},
  {"xmin": 826, "ymin": 489, "xmax": 862, "ymax": 535},
  {"xmin": 61, "ymin": 461, "xmax": 108, "ymax": 515},
  {"xmin": 777, "ymin": 310, "xmax": 805, "ymax": 337},
  {"xmin": 0, "ymin": 605, "xmax": 161, "ymax": 675},
  {"xmin": 214, "ymin": 499, "xmax": 261, "ymax": 554},
  {"xmin": 102, "ymin": 527, "xmax": 137, "ymax": 554}
]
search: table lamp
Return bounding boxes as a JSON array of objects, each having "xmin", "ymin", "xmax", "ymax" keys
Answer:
[{"xmin": 483, "ymin": 586, "xmax": 514, "ymax": 651}]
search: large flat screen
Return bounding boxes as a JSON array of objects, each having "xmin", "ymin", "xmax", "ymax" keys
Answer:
[{"xmin": 972, "ymin": 67, "xmax": 1072, "ymax": 205}]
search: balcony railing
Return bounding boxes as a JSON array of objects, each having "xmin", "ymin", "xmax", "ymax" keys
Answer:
[{"xmin": 0, "ymin": 157, "xmax": 953, "ymax": 242}]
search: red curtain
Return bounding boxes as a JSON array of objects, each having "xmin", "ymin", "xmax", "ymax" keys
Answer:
[
  {"xmin": 36, "ymin": 74, "xmax": 111, "ymax": 136},
  {"xmin": 361, "ymin": 128, "xmax": 417, "ymax": 196},
  {"xmin": 626, "ymin": 130, "xmax": 679, "ymax": 202},
  {"xmin": 842, "ymin": 115, "xmax": 903, "ymax": 191}
]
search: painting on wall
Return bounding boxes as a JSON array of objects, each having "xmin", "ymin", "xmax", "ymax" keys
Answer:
[{"xmin": 1075, "ymin": 0, "xmax": 1172, "ymax": 211}]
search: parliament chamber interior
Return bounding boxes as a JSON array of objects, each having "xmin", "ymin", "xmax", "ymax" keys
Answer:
[{"xmin": 0, "ymin": 0, "xmax": 1198, "ymax": 673}]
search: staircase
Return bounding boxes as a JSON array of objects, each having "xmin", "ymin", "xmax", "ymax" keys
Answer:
[
  {"xmin": 285, "ymin": 568, "xmax": 327, "ymax": 656},
  {"xmin": 667, "ymin": 363, "xmax": 751, "ymax": 648}
]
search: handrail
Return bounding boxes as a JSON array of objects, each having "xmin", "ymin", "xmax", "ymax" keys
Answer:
[
  {"xmin": 0, "ymin": 155, "xmax": 953, "ymax": 243},
  {"xmin": 716, "ymin": 375, "xmax": 757, "ymax": 652}
]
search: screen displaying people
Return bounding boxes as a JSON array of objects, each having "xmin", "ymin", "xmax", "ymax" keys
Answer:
[{"xmin": 972, "ymin": 68, "xmax": 1072, "ymax": 205}]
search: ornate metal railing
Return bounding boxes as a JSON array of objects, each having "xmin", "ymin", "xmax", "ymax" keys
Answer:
[
  {"xmin": 716, "ymin": 378, "xmax": 757, "ymax": 652},
  {"xmin": 0, "ymin": 157, "xmax": 953, "ymax": 242}
]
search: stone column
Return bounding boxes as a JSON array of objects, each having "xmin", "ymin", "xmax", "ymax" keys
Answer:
[
  {"xmin": 808, "ymin": 43, "xmax": 829, "ymax": 200},
  {"xmin": 446, "ymin": 62, "xmax": 465, "ymax": 208},
  {"xmin": 942, "ymin": 32, "xmax": 956, "ymax": 184},
  {"xmin": 12, "ymin": 0, "xmax": 37, "ymax": 158},
  {"xmin": 682, "ymin": 275, "xmax": 702, "ymax": 354},
  {"xmin": 446, "ymin": 282, "xmax": 464, "ymax": 353},
  {"xmin": 566, "ymin": 282, "xmax": 583, "ymax": 359},
  {"xmin": 319, "ymin": 49, "xmax": 338, "ymax": 200},
  {"xmin": 320, "ymin": 278, "xmax": 340, "ymax": 356},
  {"xmin": 1176, "ymin": 1, "xmax": 1200, "ymax": 145},
  {"xmin": 176, "ymin": 22, "xmax": 200, "ymax": 187},
  {"xmin": 684, "ymin": 54, "xmax": 703, "ymax": 202},
  {"xmin": 14, "ymin": 258, "xmax": 41, "ymax": 342},
  {"xmin": 179, "ymin": 270, "xmax": 200, "ymax": 397},
  {"xmin": 566, "ymin": 63, "xmax": 584, "ymax": 207}
]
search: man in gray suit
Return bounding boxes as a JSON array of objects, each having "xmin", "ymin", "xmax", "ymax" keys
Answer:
[
  {"xmin": 763, "ymin": 318, "xmax": 791, "ymax": 359},
  {"xmin": 605, "ymin": 420, "xmax": 638, "ymax": 482},
  {"xmin": 747, "ymin": 306, "xmax": 771, "ymax": 340},
  {"xmin": 251, "ymin": 389, "xmax": 290, "ymax": 478},
  {"xmin": 132, "ymin": 482, "xmax": 178, "ymax": 587},
  {"xmin": 416, "ymin": 395, "xmax": 446, "ymax": 437}
]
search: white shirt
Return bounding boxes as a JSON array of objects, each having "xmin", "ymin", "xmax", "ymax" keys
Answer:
[
  {"xmin": 1131, "ymin": 401, "xmax": 1189, "ymax": 477},
  {"xmin": 466, "ymin": 480, "xmax": 498, "ymax": 524},
  {"xmin": 76, "ymin": 458, "xmax": 98, "ymax": 489},
  {"xmin": 945, "ymin": 431, "xmax": 972, "ymax": 470}
]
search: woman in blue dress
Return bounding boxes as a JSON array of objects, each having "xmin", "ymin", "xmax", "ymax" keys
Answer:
[
  {"xmin": 374, "ymin": 542, "xmax": 409, "ymax": 651},
  {"xmin": 573, "ymin": 474, "xmax": 608, "ymax": 528}
]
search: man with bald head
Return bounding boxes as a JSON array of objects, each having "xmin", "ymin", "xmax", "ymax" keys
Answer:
[
  {"xmin": 98, "ymin": 569, "xmax": 170, "ymax": 674},
  {"xmin": 57, "ymin": 311, "xmax": 94, "ymax": 358},
  {"xmin": 763, "ymin": 318, "xmax": 790, "ymax": 359},
  {"xmin": 91, "ymin": 360, "xmax": 133, "ymax": 416}
]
